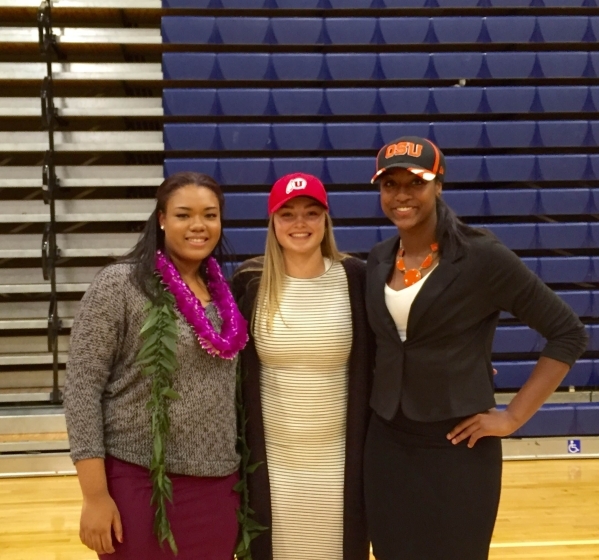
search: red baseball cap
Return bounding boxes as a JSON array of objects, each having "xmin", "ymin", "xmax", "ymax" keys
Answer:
[{"xmin": 268, "ymin": 172, "xmax": 329, "ymax": 215}]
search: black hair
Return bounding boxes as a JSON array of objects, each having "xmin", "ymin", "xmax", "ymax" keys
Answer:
[
  {"xmin": 435, "ymin": 194, "xmax": 485, "ymax": 258},
  {"xmin": 119, "ymin": 171, "xmax": 233, "ymax": 302}
]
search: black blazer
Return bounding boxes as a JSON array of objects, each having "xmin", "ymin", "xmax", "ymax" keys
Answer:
[{"xmin": 366, "ymin": 233, "xmax": 589, "ymax": 422}]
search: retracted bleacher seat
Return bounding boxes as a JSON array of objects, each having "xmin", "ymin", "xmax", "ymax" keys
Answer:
[
  {"xmin": 381, "ymin": 0, "xmax": 427, "ymax": 6},
  {"xmin": 492, "ymin": 361, "xmax": 594, "ymax": 390},
  {"xmin": 161, "ymin": 17, "xmax": 215, "ymax": 44},
  {"xmin": 537, "ymin": 257, "xmax": 594, "ymax": 283},
  {"xmin": 484, "ymin": 16, "xmax": 535, "ymax": 43},
  {"xmin": 225, "ymin": 193, "xmax": 267, "ymax": 220},
  {"xmin": 576, "ymin": 404, "xmax": 599, "ymax": 435},
  {"xmin": 443, "ymin": 191, "xmax": 486, "ymax": 216},
  {"xmin": 538, "ymin": 121, "xmax": 589, "ymax": 147},
  {"xmin": 379, "ymin": 54, "xmax": 430, "ymax": 80},
  {"xmin": 485, "ymin": 121, "xmax": 537, "ymax": 148},
  {"xmin": 379, "ymin": 88, "xmax": 430, "ymax": 115},
  {"xmin": 327, "ymin": 192, "xmax": 384, "ymax": 218},
  {"xmin": 444, "ymin": 156, "xmax": 483, "ymax": 183},
  {"xmin": 164, "ymin": 158, "xmax": 219, "ymax": 179},
  {"xmin": 220, "ymin": 0, "xmax": 269, "ymax": 7},
  {"xmin": 271, "ymin": 89, "xmax": 326, "ymax": 116},
  {"xmin": 325, "ymin": 18, "xmax": 379, "ymax": 45},
  {"xmin": 325, "ymin": 88, "xmax": 379, "ymax": 115},
  {"xmin": 270, "ymin": 18, "xmax": 325, "ymax": 45},
  {"xmin": 493, "ymin": 326, "xmax": 540, "ymax": 353},
  {"xmin": 431, "ymin": 122, "xmax": 484, "ymax": 149},
  {"xmin": 326, "ymin": 157, "xmax": 373, "ymax": 184},
  {"xmin": 485, "ymin": 189, "xmax": 537, "ymax": 215},
  {"xmin": 216, "ymin": 17, "xmax": 270, "ymax": 45},
  {"xmin": 379, "ymin": 18, "xmax": 430, "ymax": 45},
  {"xmin": 220, "ymin": 159, "xmax": 272, "ymax": 185},
  {"xmin": 432, "ymin": 87, "xmax": 484, "ymax": 114},
  {"xmin": 274, "ymin": 0, "xmax": 322, "ymax": 7},
  {"xmin": 219, "ymin": 124, "xmax": 271, "ymax": 150},
  {"xmin": 432, "ymin": 53, "xmax": 484, "ymax": 79},
  {"xmin": 538, "ymin": 223, "xmax": 590, "ymax": 249},
  {"xmin": 328, "ymin": 0, "xmax": 377, "ymax": 7},
  {"xmin": 589, "ymin": 122, "xmax": 599, "ymax": 145},
  {"xmin": 543, "ymin": 0, "xmax": 587, "ymax": 6},
  {"xmin": 485, "ymin": 87, "xmax": 536, "ymax": 113},
  {"xmin": 272, "ymin": 124, "xmax": 327, "ymax": 150},
  {"xmin": 487, "ymin": 0, "xmax": 533, "ymax": 5},
  {"xmin": 537, "ymin": 154, "xmax": 588, "ymax": 181},
  {"xmin": 379, "ymin": 123, "xmax": 431, "ymax": 143},
  {"xmin": 218, "ymin": 89, "xmax": 271, "ymax": 116},
  {"xmin": 162, "ymin": 53, "xmax": 216, "ymax": 80},
  {"xmin": 271, "ymin": 54, "xmax": 325, "ymax": 80},
  {"xmin": 217, "ymin": 53, "xmax": 270, "ymax": 80},
  {"xmin": 326, "ymin": 54, "xmax": 379, "ymax": 80},
  {"xmin": 556, "ymin": 290, "xmax": 596, "ymax": 316},
  {"xmin": 163, "ymin": 89, "xmax": 217, "ymax": 116},
  {"xmin": 517, "ymin": 406, "xmax": 576, "ymax": 437},
  {"xmin": 485, "ymin": 155, "xmax": 536, "ymax": 182},
  {"xmin": 538, "ymin": 52, "xmax": 589, "ymax": 78},
  {"xmin": 272, "ymin": 158, "xmax": 325, "ymax": 180},
  {"xmin": 436, "ymin": 0, "xmax": 481, "ymax": 6},
  {"xmin": 485, "ymin": 53, "xmax": 536, "ymax": 78},
  {"xmin": 432, "ymin": 17, "xmax": 484, "ymax": 43},
  {"xmin": 537, "ymin": 16, "xmax": 589, "ymax": 42},
  {"xmin": 540, "ymin": 189, "xmax": 593, "ymax": 214},
  {"xmin": 326, "ymin": 123, "xmax": 379, "ymax": 150},
  {"xmin": 487, "ymin": 224, "xmax": 536, "ymax": 249},
  {"xmin": 537, "ymin": 86, "xmax": 589, "ymax": 112},
  {"xmin": 335, "ymin": 226, "xmax": 387, "ymax": 253},
  {"xmin": 164, "ymin": 124, "xmax": 218, "ymax": 150},
  {"xmin": 226, "ymin": 228, "xmax": 267, "ymax": 255}
]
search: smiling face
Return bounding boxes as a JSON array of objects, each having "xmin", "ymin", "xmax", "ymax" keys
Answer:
[
  {"xmin": 272, "ymin": 196, "xmax": 327, "ymax": 257},
  {"xmin": 158, "ymin": 184, "xmax": 221, "ymax": 267},
  {"xmin": 379, "ymin": 167, "xmax": 442, "ymax": 234}
]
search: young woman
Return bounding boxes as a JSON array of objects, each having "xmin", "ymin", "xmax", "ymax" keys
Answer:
[
  {"xmin": 364, "ymin": 136, "xmax": 588, "ymax": 560},
  {"xmin": 64, "ymin": 172, "xmax": 247, "ymax": 560},
  {"xmin": 232, "ymin": 173, "xmax": 373, "ymax": 560}
]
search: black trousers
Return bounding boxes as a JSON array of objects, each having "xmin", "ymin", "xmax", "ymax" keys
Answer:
[{"xmin": 364, "ymin": 412, "xmax": 502, "ymax": 560}]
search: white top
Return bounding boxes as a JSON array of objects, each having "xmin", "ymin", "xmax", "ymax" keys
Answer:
[
  {"xmin": 253, "ymin": 259, "xmax": 351, "ymax": 560},
  {"xmin": 385, "ymin": 266, "xmax": 437, "ymax": 341}
]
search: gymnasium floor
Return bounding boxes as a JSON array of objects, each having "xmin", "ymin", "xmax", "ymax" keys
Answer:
[{"xmin": 0, "ymin": 459, "xmax": 598, "ymax": 560}]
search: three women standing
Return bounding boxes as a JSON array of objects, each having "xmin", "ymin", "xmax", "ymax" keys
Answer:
[
  {"xmin": 64, "ymin": 172, "xmax": 247, "ymax": 559},
  {"xmin": 364, "ymin": 137, "xmax": 588, "ymax": 560},
  {"xmin": 232, "ymin": 173, "xmax": 372, "ymax": 560}
]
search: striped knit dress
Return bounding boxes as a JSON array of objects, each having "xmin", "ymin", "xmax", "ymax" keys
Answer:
[{"xmin": 253, "ymin": 260, "xmax": 352, "ymax": 560}]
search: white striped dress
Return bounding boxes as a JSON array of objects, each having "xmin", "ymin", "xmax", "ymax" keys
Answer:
[{"xmin": 254, "ymin": 260, "xmax": 352, "ymax": 560}]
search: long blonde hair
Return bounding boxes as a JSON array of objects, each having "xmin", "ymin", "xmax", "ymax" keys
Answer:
[{"xmin": 253, "ymin": 212, "xmax": 346, "ymax": 333}]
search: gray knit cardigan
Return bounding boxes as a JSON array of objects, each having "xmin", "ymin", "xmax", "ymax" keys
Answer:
[{"xmin": 64, "ymin": 263, "xmax": 240, "ymax": 477}]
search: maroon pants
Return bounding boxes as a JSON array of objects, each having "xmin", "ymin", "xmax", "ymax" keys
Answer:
[{"xmin": 99, "ymin": 455, "xmax": 240, "ymax": 560}]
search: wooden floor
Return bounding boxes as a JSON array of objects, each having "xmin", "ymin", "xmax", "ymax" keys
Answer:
[{"xmin": 0, "ymin": 459, "xmax": 597, "ymax": 560}]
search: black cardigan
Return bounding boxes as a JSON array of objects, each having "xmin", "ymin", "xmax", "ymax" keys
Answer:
[
  {"xmin": 367, "ymin": 233, "xmax": 589, "ymax": 422},
  {"xmin": 231, "ymin": 257, "xmax": 374, "ymax": 560}
]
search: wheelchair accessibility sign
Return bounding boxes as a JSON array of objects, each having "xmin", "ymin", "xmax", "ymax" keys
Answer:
[{"xmin": 567, "ymin": 440, "xmax": 581, "ymax": 454}]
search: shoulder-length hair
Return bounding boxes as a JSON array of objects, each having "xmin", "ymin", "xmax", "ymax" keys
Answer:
[
  {"xmin": 120, "ymin": 171, "xmax": 230, "ymax": 302},
  {"xmin": 252, "ymin": 212, "xmax": 346, "ymax": 332}
]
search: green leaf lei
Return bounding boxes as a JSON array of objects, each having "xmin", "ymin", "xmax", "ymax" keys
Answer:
[
  {"xmin": 136, "ymin": 275, "xmax": 266, "ymax": 557},
  {"xmin": 136, "ymin": 276, "xmax": 180, "ymax": 554},
  {"xmin": 234, "ymin": 361, "xmax": 268, "ymax": 559}
]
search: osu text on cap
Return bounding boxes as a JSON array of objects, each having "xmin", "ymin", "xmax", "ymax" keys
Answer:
[{"xmin": 385, "ymin": 142, "xmax": 423, "ymax": 159}]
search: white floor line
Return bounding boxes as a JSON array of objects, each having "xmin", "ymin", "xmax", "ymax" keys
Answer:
[{"xmin": 491, "ymin": 539, "xmax": 599, "ymax": 548}]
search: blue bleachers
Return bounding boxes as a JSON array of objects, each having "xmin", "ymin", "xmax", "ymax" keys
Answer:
[
  {"xmin": 161, "ymin": 0, "xmax": 599, "ymax": 7},
  {"xmin": 163, "ymin": 87, "xmax": 599, "ymax": 115},
  {"xmin": 165, "ymin": 155, "xmax": 599, "ymax": 184},
  {"xmin": 161, "ymin": 16, "xmax": 599, "ymax": 45},
  {"xmin": 163, "ymin": 52, "xmax": 598, "ymax": 81}
]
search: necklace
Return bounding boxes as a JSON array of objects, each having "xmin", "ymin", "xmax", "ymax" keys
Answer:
[
  {"xmin": 155, "ymin": 250, "xmax": 248, "ymax": 359},
  {"xmin": 396, "ymin": 242, "xmax": 439, "ymax": 287}
]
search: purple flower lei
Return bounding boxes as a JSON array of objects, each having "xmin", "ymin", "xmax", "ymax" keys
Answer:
[{"xmin": 155, "ymin": 251, "xmax": 248, "ymax": 359}]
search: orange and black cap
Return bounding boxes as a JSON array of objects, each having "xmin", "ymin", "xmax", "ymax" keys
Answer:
[{"xmin": 371, "ymin": 136, "xmax": 446, "ymax": 185}]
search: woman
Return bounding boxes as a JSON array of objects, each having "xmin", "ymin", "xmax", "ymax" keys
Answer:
[
  {"xmin": 64, "ymin": 172, "xmax": 247, "ymax": 560},
  {"xmin": 232, "ymin": 173, "xmax": 373, "ymax": 560},
  {"xmin": 365, "ymin": 136, "xmax": 588, "ymax": 560}
]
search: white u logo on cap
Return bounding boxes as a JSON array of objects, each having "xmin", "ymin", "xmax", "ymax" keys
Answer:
[{"xmin": 285, "ymin": 177, "xmax": 307, "ymax": 195}]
